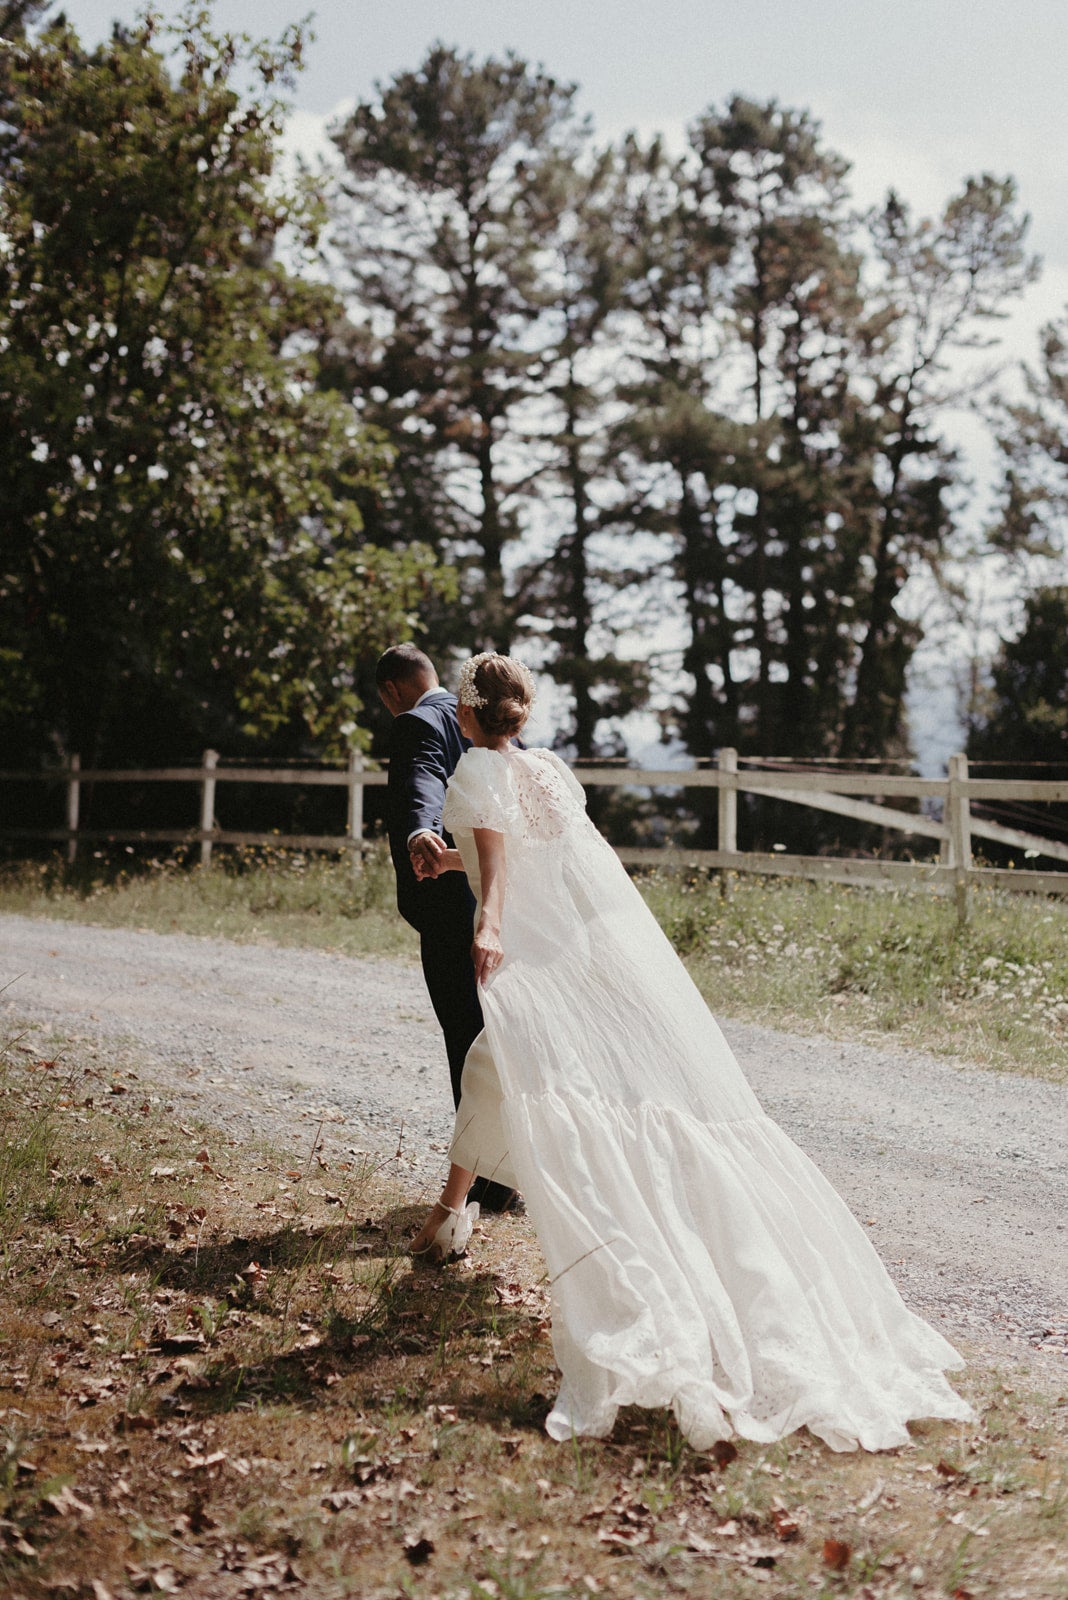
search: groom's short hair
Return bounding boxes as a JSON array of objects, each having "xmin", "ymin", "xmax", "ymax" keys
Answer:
[{"xmin": 375, "ymin": 643, "xmax": 437, "ymax": 689}]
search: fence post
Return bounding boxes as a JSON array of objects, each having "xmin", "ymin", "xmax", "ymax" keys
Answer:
[
  {"xmin": 946, "ymin": 751, "xmax": 972, "ymax": 924},
  {"xmin": 347, "ymin": 749, "xmax": 364, "ymax": 869},
  {"xmin": 199, "ymin": 749, "xmax": 219, "ymax": 868},
  {"xmin": 717, "ymin": 747, "xmax": 738, "ymax": 898},
  {"xmin": 66, "ymin": 754, "xmax": 80, "ymax": 866},
  {"xmin": 717, "ymin": 747, "xmax": 738, "ymax": 854}
]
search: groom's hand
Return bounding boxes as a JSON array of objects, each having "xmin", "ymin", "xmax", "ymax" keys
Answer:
[{"xmin": 410, "ymin": 830, "xmax": 447, "ymax": 879}]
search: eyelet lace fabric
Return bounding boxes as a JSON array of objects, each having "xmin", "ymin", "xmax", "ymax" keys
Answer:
[
  {"xmin": 441, "ymin": 746, "xmax": 974, "ymax": 1452},
  {"xmin": 444, "ymin": 744, "xmax": 581, "ymax": 844}
]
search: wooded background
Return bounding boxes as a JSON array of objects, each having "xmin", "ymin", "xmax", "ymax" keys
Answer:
[{"xmin": 2, "ymin": 4, "xmax": 1066, "ymax": 826}]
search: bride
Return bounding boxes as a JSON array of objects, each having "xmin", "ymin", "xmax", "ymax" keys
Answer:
[{"xmin": 408, "ymin": 651, "xmax": 973, "ymax": 1453}]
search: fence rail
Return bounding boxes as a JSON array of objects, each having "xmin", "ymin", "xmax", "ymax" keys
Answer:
[{"xmin": 2, "ymin": 748, "xmax": 1067, "ymax": 919}]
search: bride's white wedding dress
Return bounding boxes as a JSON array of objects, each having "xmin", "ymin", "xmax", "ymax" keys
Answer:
[{"xmin": 441, "ymin": 744, "xmax": 973, "ymax": 1452}]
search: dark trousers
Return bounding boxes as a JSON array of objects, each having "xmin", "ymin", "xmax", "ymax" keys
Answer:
[{"xmin": 419, "ymin": 923, "xmax": 484, "ymax": 1109}]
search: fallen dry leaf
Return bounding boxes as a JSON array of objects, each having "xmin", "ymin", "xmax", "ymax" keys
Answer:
[
  {"xmin": 823, "ymin": 1538, "xmax": 852, "ymax": 1571},
  {"xmin": 598, "ymin": 1524, "xmax": 653, "ymax": 1550},
  {"xmin": 322, "ymin": 1489, "xmax": 362, "ymax": 1512},
  {"xmin": 43, "ymin": 1485, "xmax": 94, "ymax": 1519},
  {"xmin": 711, "ymin": 1439, "xmax": 738, "ymax": 1468},
  {"xmin": 129, "ymin": 1565, "xmax": 180, "ymax": 1594},
  {"xmin": 770, "ymin": 1507, "xmax": 800, "ymax": 1541}
]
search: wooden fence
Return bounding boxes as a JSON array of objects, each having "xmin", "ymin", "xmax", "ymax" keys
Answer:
[{"xmin": 2, "ymin": 748, "xmax": 1067, "ymax": 918}]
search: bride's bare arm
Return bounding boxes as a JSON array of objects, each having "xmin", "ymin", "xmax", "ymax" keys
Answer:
[{"xmin": 472, "ymin": 827, "xmax": 506, "ymax": 985}]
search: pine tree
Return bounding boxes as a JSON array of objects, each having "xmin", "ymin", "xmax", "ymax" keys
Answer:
[{"xmin": 330, "ymin": 46, "xmax": 587, "ymax": 654}]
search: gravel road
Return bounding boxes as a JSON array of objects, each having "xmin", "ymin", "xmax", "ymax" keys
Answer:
[{"xmin": 3, "ymin": 912, "xmax": 1066, "ymax": 1368}]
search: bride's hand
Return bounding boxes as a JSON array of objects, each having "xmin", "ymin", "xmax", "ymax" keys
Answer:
[{"xmin": 472, "ymin": 924, "xmax": 504, "ymax": 985}]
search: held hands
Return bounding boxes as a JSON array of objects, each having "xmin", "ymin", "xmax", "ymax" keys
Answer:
[
  {"xmin": 409, "ymin": 833, "xmax": 462, "ymax": 881},
  {"xmin": 409, "ymin": 831, "xmax": 446, "ymax": 880},
  {"xmin": 472, "ymin": 921, "xmax": 504, "ymax": 986}
]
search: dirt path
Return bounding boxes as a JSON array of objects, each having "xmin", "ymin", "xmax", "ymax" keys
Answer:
[{"xmin": 3, "ymin": 912, "xmax": 1066, "ymax": 1367}]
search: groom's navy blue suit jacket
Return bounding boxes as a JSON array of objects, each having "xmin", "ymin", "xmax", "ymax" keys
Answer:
[{"xmin": 386, "ymin": 691, "xmax": 476, "ymax": 935}]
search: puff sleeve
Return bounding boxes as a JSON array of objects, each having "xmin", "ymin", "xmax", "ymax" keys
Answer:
[{"xmin": 442, "ymin": 748, "xmax": 522, "ymax": 836}]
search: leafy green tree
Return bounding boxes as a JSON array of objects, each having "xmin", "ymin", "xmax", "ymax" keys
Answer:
[
  {"xmin": 0, "ymin": 7, "xmax": 444, "ymax": 765},
  {"xmin": 0, "ymin": 0, "xmax": 48, "ymax": 44}
]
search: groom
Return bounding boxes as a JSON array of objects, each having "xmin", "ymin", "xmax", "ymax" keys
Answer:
[{"xmin": 376, "ymin": 644, "xmax": 515, "ymax": 1213}]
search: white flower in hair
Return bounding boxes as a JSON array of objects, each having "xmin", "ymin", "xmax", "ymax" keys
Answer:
[{"xmin": 456, "ymin": 651, "xmax": 496, "ymax": 708}]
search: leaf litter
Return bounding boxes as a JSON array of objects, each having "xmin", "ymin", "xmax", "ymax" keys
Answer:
[{"xmin": 1, "ymin": 1032, "xmax": 1066, "ymax": 1599}]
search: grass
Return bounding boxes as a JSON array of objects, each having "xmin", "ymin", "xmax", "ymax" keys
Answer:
[
  {"xmin": 643, "ymin": 872, "xmax": 1068, "ymax": 1084},
  {"xmin": 0, "ymin": 847, "xmax": 417, "ymax": 961},
  {"xmin": 1, "ymin": 1030, "xmax": 1067, "ymax": 1600},
  {"xmin": 2, "ymin": 850, "xmax": 1067, "ymax": 1082}
]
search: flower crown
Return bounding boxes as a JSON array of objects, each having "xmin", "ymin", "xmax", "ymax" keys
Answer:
[
  {"xmin": 456, "ymin": 652, "xmax": 497, "ymax": 708},
  {"xmin": 456, "ymin": 651, "xmax": 537, "ymax": 713}
]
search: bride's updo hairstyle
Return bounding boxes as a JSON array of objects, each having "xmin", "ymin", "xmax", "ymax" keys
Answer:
[{"xmin": 457, "ymin": 652, "xmax": 535, "ymax": 738}]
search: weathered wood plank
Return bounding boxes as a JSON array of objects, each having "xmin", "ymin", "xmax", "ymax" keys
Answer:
[
  {"xmin": 0, "ymin": 766, "xmax": 387, "ymax": 786},
  {"xmin": 615, "ymin": 846, "xmax": 952, "ymax": 886},
  {"xmin": 964, "ymin": 779, "xmax": 1068, "ymax": 802},
  {"xmin": 974, "ymin": 865, "xmax": 1068, "ymax": 895},
  {"xmin": 970, "ymin": 816, "xmax": 1068, "ymax": 865},
  {"xmin": 576, "ymin": 766, "xmax": 949, "ymax": 799},
  {"xmin": 759, "ymin": 786, "xmax": 947, "ymax": 841},
  {"xmin": 0, "ymin": 828, "xmax": 360, "ymax": 851}
]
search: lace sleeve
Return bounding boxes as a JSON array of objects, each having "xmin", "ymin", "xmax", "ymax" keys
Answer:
[{"xmin": 443, "ymin": 749, "xmax": 521, "ymax": 835}]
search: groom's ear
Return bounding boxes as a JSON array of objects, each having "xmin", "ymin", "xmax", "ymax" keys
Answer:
[{"xmin": 378, "ymin": 681, "xmax": 402, "ymax": 718}]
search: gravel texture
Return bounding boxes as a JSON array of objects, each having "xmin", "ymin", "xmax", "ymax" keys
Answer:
[{"xmin": 3, "ymin": 912, "xmax": 1066, "ymax": 1371}]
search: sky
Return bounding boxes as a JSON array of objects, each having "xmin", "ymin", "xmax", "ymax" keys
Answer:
[
  {"xmin": 56, "ymin": 0, "xmax": 1068, "ymax": 334},
  {"xmin": 56, "ymin": 0, "xmax": 1068, "ymax": 501},
  {"xmin": 52, "ymin": 0, "xmax": 1068, "ymax": 762}
]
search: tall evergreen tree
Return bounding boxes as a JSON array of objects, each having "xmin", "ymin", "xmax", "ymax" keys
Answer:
[
  {"xmin": 330, "ymin": 46, "xmax": 587, "ymax": 653},
  {"xmin": 616, "ymin": 102, "xmax": 867, "ymax": 762},
  {"xmin": 688, "ymin": 98, "xmax": 863, "ymax": 756},
  {"xmin": 989, "ymin": 308, "xmax": 1068, "ymax": 566},
  {"xmin": 968, "ymin": 588, "xmax": 1068, "ymax": 768},
  {"xmin": 617, "ymin": 105, "xmax": 1037, "ymax": 771},
  {"xmin": 839, "ymin": 177, "xmax": 1039, "ymax": 756},
  {"xmin": 609, "ymin": 131, "xmax": 739, "ymax": 758},
  {"xmin": 509, "ymin": 146, "xmax": 646, "ymax": 756}
]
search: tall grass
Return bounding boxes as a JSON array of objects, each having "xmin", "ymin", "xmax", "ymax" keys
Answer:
[
  {"xmin": 644, "ymin": 872, "xmax": 1068, "ymax": 1080},
  {"xmin": 0, "ymin": 844, "xmax": 417, "ymax": 959}
]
